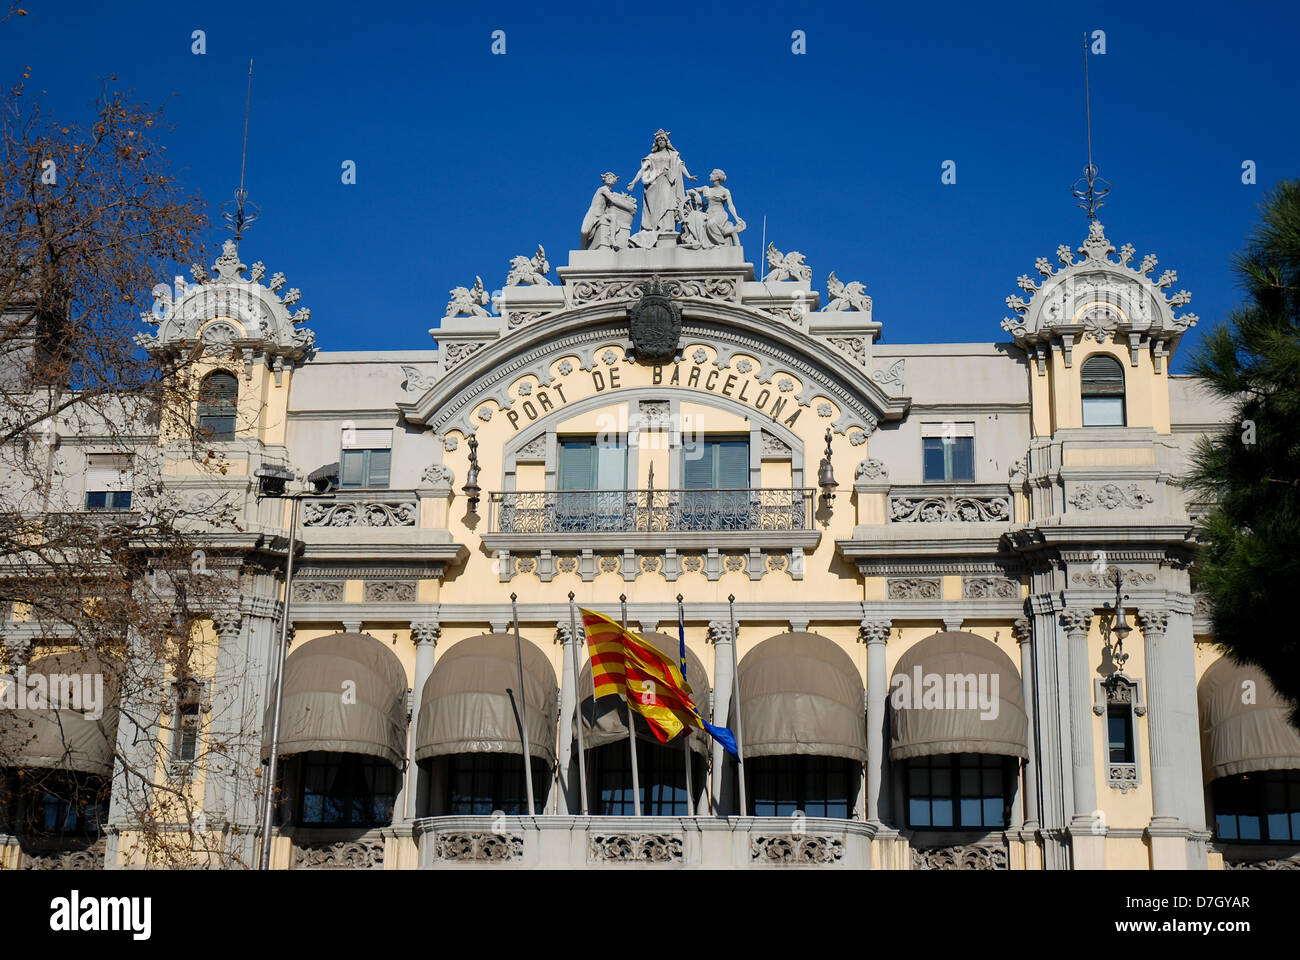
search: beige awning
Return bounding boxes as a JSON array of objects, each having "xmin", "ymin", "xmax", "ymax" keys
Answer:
[
  {"xmin": 415, "ymin": 633, "xmax": 557, "ymax": 765},
  {"xmin": 889, "ymin": 631, "xmax": 1028, "ymax": 761},
  {"xmin": 263, "ymin": 632, "xmax": 409, "ymax": 767},
  {"xmin": 578, "ymin": 631, "xmax": 711, "ymax": 757},
  {"xmin": 1198, "ymin": 657, "xmax": 1300, "ymax": 781},
  {"xmin": 736, "ymin": 632, "xmax": 866, "ymax": 762},
  {"xmin": 0, "ymin": 651, "xmax": 120, "ymax": 776}
]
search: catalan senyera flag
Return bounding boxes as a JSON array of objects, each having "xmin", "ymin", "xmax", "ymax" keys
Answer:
[{"xmin": 582, "ymin": 608, "xmax": 737, "ymax": 755}]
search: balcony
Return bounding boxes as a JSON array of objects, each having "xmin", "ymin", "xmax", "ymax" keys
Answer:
[{"xmin": 481, "ymin": 488, "xmax": 822, "ymax": 583}]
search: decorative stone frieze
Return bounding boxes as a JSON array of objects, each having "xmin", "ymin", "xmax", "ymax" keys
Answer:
[
  {"xmin": 363, "ymin": 580, "xmax": 416, "ymax": 602},
  {"xmin": 752, "ymin": 835, "xmax": 845, "ymax": 864},
  {"xmin": 1071, "ymin": 568, "xmax": 1156, "ymax": 588},
  {"xmin": 888, "ymin": 492, "xmax": 1011, "ymax": 523},
  {"xmin": 1068, "ymin": 482, "xmax": 1153, "ymax": 511},
  {"xmin": 854, "ymin": 458, "xmax": 888, "ymax": 481},
  {"xmin": 302, "ymin": 497, "xmax": 418, "ymax": 527},
  {"xmin": 21, "ymin": 840, "xmax": 106, "ymax": 870},
  {"xmin": 570, "ymin": 276, "xmax": 737, "ymax": 305},
  {"xmin": 887, "ymin": 577, "xmax": 940, "ymax": 600},
  {"xmin": 294, "ymin": 838, "xmax": 385, "ymax": 870},
  {"xmin": 1224, "ymin": 857, "xmax": 1300, "ymax": 870},
  {"xmin": 433, "ymin": 832, "xmax": 524, "ymax": 862},
  {"xmin": 292, "ymin": 580, "xmax": 344, "ymax": 603},
  {"xmin": 962, "ymin": 577, "xmax": 1019, "ymax": 599},
  {"xmin": 911, "ymin": 844, "xmax": 1008, "ymax": 870},
  {"xmin": 421, "ymin": 463, "xmax": 455, "ymax": 486},
  {"xmin": 588, "ymin": 833, "xmax": 684, "ymax": 863},
  {"xmin": 870, "ymin": 357, "xmax": 905, "ymax": 391}
]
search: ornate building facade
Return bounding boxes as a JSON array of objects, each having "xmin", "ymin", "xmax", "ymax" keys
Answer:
[{"xmin": 3, "ymin": 134, "xmax": 1298, "ymax": 871}]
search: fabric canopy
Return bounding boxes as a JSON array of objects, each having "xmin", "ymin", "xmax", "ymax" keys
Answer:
[
  {"xmin": 415, "ymin": 633, "xmax": 557, "ymax": 765},
  {"xmin": 263, "ymin": 632, "xmax": 409, "ymax": 767},
  {"xmin": 735, "ymin": 632, "xmax": 866, "ymax": 762},
  {"xmin": 577, "ymin": 631, "xmax": 711, "ymax": 756},
  {"xmin": 889, "ymin": 631, "xmax": 1028, "ymax": 761},
  {"xmin": 1198, "ymin": 656, "xmax": 1300, "ymax": 781},
  {"xmin": 0, "ymin": 651, "xmax": 120, "ymax": 776}
]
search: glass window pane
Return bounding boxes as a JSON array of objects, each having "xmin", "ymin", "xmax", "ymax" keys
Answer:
[
  {"xmin": 960, "ymin": 797, "xmax": 982, "ymax": 826},
  {"xmin": 595, "ymin": 442, "xmax": 627, "ymax": 490},
  {"xmin": 1267, "ymin": 813, "xmax": 1289, "ymax": 840},
  {"xmin": 960, "ymin": 768, "xmax": 979, "ymax": 796},
  {"xmin": 559, "ymin": 440, "xmax": 596, "ymax": 490},
  {"xmin": 1238, "ymin": 815, "xmax": 1261, "ymax": 841},
  {"xmin": 1216, "ymin": 814, "xmax": 1237, "ymax": 839},
  {"xmin": 951, "ymin": 437, "xmax": 975, "ymax": 481},
  {"xmin": 931, "ymin": 798, "xmax": 953, "ymax": 827},
  {"xmin": 909, "ymin": 797, "xmax": 930, "ymax": 826},
  {"xmin": 983, "ymin": 798, "xmax": 1004, "ymax": 827},
  {"xmin": 922, "ymin": 438, "xmax": 946, "ymax": 481},
  {"xmin": 1082, "ymin": 396, "xmax": 1125, "ymax": 427}
]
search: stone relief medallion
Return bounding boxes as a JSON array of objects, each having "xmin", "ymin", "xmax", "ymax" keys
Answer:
[{"xmin": 626, "ymin": 276, "xmax": 682, "ymax": 364}]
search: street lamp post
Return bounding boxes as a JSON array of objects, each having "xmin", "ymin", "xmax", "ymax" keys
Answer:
[{"xmin": 254, "ymin": 464, "xmax": 333, "ymax": 871}]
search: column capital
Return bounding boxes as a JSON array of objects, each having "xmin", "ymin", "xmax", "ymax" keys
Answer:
[
  {"xmin": 210, "ymin": 609, "xmax": 243, "ymax": 640},
  {"xmin": 1136, "ymin": 609, "xmax": 1169, "ymax": 637},
  {"xmin": 410, "ymin": 621, "xmax": 441, "ymax": 647},
  {"xmin": 2, "ymin": 631, "xmax": 31, "ymax": 667},
  {"xmin": 1060, "ymin": 607, "xmax": 1093, "ymax": 638},
  {"xmin": 555, "ymin": 621, "xmax": 574, "ymax": 645},
  {"xmin": 1012, "ymin": 617, "xmax": 1033, "ymax": 646},
  {"xmin": 706, "ymin": 620, "xmax": 733, "ymax": 646},
  {"xmin": 858, "ymin": 618, "xmax": 891, "ymax": 645}
]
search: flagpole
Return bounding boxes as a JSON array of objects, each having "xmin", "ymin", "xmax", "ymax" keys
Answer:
[
  {"xmin": 510, "ymin": 593, "xmax": 536, "ymax": 815},
  {"xmin": 728, "ymin": 593, "xmax": 746, "ymax": 816},
  {"xmin": 569, "ymin": 591, "xmax": 589, "ymax": 815},
  {"xmin": 677, "ymin": 593, "xmax": 694, "ymax": 816},
  {"xmin": 620, "ymin": 593, "xmax": 642, "ymax": 816}
]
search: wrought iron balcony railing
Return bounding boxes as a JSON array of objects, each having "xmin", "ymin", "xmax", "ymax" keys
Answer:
[{"xmin": 488, "ymin": 488, "xmax": 815, "ymax": 535}]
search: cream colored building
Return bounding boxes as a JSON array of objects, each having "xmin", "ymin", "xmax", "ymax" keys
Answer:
[{"xmin": 2, "ymin": 152, "xmax": 1298, "ymax": 871}]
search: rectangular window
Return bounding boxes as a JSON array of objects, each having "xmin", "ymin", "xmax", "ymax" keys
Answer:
[
  {"xmin": 593, "ymin": 740, "xmax": 695, "ymax": 816},
  {"xmin": 298, "ymin": 752, "xmax": 398, "ymax": 827},
  {"xmin": 340, "ymin": 428, "xmax": 393, "ymax": 489},
  {"xmin": 556, "ymin": 437, "xmax": 628, "ymax": 531},
  {"xmin": 906, "ymin": 754, "xmax": 1007, "ymax": 829},
  {"xmin": 446, "ymin": 753, "xmax": 544, "ymax": 815},
  {"xmin": 921, "ymin": 424, "xmax": 975, "ymax": 482},
  {"xmin": 85, "ymin": 454, "xmax": 133, "ymax": 510},
  {"xmin": 683, "ymin": 438, "xmax": 749, "ymax": 489},
  {"xmin": 1082, "ymin": 395, "xmax": 1126, "ymax": 427},
  {"xmin": 749, "ymin": 755, "xmax": 853, "ymax": 819},
  {"xmin": 1107, "ymin": 706, "xmax": 1135, "ymax": 764}
]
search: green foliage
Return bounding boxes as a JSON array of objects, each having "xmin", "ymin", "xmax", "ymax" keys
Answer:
[{"xmin": 1185, "ymin": 181, "xmax": 1300, "ymax": 726}]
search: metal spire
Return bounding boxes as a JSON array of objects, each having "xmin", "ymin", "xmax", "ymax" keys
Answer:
[
  {"xmin": 1072, "ymin": 34, "xmax": 1110, "ymax": 221},
  {"xmin": 223, "ymin": 59, "xmax": 259, "ymax": 247}
]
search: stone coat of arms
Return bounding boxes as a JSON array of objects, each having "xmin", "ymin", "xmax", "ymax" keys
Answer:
[{"xmin": 627, "ymin": 276, "xmax": 682, "ymax": 364}]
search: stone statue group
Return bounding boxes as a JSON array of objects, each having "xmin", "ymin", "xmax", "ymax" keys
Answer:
[{"xmin": 580, "ymin": 129, "xmax": 746, "ymax": 252}]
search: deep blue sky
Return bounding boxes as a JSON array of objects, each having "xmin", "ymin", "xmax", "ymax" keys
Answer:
[{"xmin": 8, "ymin": 1, "xmax": 1298, "ymax": 370}]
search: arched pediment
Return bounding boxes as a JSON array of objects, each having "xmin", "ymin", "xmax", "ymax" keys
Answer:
[{"xmin": 398, "ymin": 299, "xmax": 909, "ymax": 442}]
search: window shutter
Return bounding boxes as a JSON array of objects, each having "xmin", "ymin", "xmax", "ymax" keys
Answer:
[
  {"xmin": 683, "ymin": 443, "xmax": 713, "ymax": 489},
  {"xmin": 341, "ymin": 450, "xmax": 366, "ymax": 488},
  {"xmin": 717, "ymin": 440, "xmax": 750, "ymax": 489},
  {"xmin": 559, "ymin": 441, "xmax": 595, "ymax": 490},
  {"xmin": 341, "ymin": 428, "xmax": 393, "ymax": 450},
  {"xmin": 367, "ymin": 449, "xmax": 391, "ymax": 487},
  {"xmin": 86, "ymin": 454, "xmax": 132, "ymax": 491}
]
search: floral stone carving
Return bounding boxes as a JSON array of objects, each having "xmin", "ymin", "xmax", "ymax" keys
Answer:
[{"xmin": 588, "ymin": 833, "xmax": 683, "ymax": 863}]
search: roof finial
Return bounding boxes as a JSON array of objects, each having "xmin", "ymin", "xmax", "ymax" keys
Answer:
[
  {"xmin": 1072, "ymin": 34, "xmax": 1110, "ymax": 221},
  {"xmin": 223, "ymin": 58, "xmax": 259, "ymax": 248}
]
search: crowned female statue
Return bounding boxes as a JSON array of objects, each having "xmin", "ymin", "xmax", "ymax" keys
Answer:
[{"xmin": 627, "ymin": 129, "xmax": 696, "ymax": 246}]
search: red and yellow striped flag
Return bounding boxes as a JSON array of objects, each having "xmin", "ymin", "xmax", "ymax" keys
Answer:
[{"xmin": 581, "ymin": 607, "xmax": 704, "ymax": 744}]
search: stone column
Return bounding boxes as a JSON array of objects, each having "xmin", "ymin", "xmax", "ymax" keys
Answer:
[
  {"xmin": 200, "ymin": 608, "xmax": 246, "ymax": 835},
  {"xmin": 1012, "ymin": 617, "xmax": 1040, "ymax": 831},
  {"xmin": 1028, "ymin": 591, "xmax": 1072, "ymax": 869},
  {"xmin": 707, "ymin": 620, "xmax": 735, "ymax": 816},
  {"xmin": 1138, "ymin": 609, "xmax": 1189, "ymax": 869},
  {"xmin": 1062, "ymin": 607, "xmax": 1105, "ymax": 868},
  {"xmin": 556, "ymin": 620, "xmax": 578, "ymax": 815},
  {"xmin": 403, "ymin": 621, "xmax": 439, "ymax": 820},
  {"xmin": 859, "ymin": 619, "xmax": 891, "ymax": 823}
]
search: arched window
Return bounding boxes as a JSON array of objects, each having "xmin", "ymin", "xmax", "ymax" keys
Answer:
[
  {"xmin": 1080, "ymin": 355, "xmax": 1125, "ymax": 427},
  {"xmin": 197, "ymin": 371, "xmax": 238, "ymax": 440}
]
